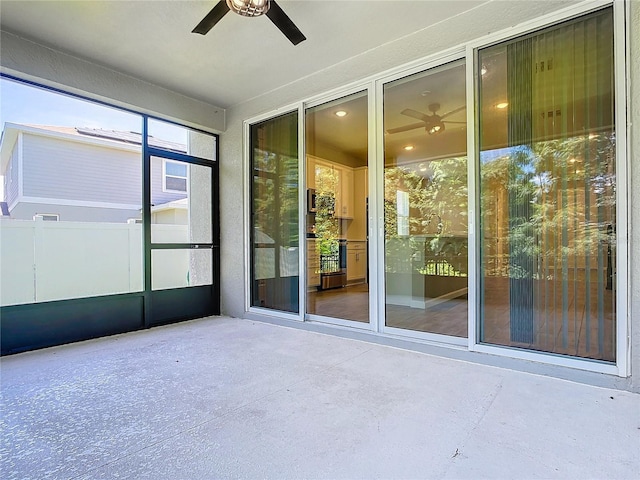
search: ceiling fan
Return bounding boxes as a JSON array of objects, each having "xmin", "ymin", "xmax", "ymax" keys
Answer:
[
  {"xmin": 387, "ymin": 103, "xmax": 466, "ymax": 135},
  {"xmin": 192, "ymin": 0, "xmax": 306, "ymax": 46}
]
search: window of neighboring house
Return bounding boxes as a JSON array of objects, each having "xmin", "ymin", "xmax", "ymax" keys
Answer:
[{"xmin": 163, "ymin": 160, "xmax": 188, "ymax": 193}]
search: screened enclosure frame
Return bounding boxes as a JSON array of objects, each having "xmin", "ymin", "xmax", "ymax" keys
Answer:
[
  {"xmin": 242, "ymin": 0, "xmax": 629, "ymax": 377},
  {"xmin": 0, "ymin": 75, "xmax": 221, "ymax": 354}
]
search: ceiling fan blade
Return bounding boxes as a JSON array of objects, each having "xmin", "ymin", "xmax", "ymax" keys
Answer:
[
  {"xmin": 192, "ymin": 1, "xmax": 230, "ymax": 35},
  {"xmin": 266, "ymin": 1, "xmax": 306, "ymax": 45},
  {"xmin": 386, "ymin": 122, "xmax": 425, "ymax": 134},
  {"xmin": 401, "ymin": 108, "xmax": 430, "ymax": 122},
  {"xmin": 442, "ymin": 121, "xmax": 466, "ymax": 124},
  {"xmin": 440, "ymin": 105, "xmax": 466, "ymax": 120}
]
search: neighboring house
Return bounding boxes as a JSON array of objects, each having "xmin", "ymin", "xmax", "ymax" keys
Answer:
[{"xmin": 0, "ymin": 123, "xmax": 189, "ymax": 223}]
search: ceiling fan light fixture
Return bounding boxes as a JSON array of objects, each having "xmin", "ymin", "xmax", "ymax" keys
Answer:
[
  {"xmin": 226, "ymin": 0, "xmax": 270, "ymax": 17},
  {"xmin": 428, "ymin": 122, "xmax": 444, "ymax": 135}
]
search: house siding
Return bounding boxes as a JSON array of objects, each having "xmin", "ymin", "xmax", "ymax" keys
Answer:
[
  {"xmin": 22, "ymin": 134, "xmax": 142, "ymax": 206},
  {"xmin": 150, "ymin": 157, "xmax": 188, "ymax": 206},
  {"xmin": 10, "ymin": 203, "xmax": 141, "ymax": 223}
]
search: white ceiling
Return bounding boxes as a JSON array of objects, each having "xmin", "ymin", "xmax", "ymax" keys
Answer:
[{"xmin": 0, "ymin": 0, "xmax": 488, "ymax": 109}]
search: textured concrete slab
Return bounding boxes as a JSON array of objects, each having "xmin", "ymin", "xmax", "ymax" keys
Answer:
[{"xmin": 1, "ymin": 316, "xmax": 638, "ymax": 479}]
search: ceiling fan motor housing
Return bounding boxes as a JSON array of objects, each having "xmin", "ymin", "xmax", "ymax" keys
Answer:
[{"xmin": 226, "ymin": 0, "xmax": 270, "ymax": 17}]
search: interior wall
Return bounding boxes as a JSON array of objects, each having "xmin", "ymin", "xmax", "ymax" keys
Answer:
[{"xmin": 222, "ymin": 1, "xmax": 639, "ymax": 391}]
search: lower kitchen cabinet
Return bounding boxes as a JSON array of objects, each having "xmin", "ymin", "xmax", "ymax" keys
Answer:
[
  {"xmin": 347, "ymin": 241, "xmax": 367, "ymax": 283},
  {"xmin": 307, "ymin": 239, "xmax": 320, "ymax": 289}
]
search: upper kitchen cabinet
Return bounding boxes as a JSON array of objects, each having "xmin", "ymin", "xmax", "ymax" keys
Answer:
[
  {"xmin": 337, "ymin": 166, "xmax": 354, "ymax": 219},
  {"xmin": 308, "ymin": 155, "xmax": 354, "ymax": 219}
]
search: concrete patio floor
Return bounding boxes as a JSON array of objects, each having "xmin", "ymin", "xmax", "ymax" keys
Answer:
[{"xmin": 1, "ymin": 316, "xmax": 639, "ymax": 480}]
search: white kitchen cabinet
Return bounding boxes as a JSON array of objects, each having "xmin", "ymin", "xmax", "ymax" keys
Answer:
[
  {"xmin": 347, "ymin": 241, "xmax": 367, "ymax": 283},
  {"xmin": 307, "ymin": 239, "xmax": 320, "ymax": 289},
  {"xmin": 337, "ymin": 167, "xmax": 354, "ymax": 219},
  {"xmin": 306, "ymin": 155, "xmax": 316, "ymax": 190},
  {"xmin": 308, "ymin": 155, "xmax": 354, "ymax": 219}
]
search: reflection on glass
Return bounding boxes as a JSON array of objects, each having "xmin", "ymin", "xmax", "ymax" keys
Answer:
[
  {"xmin": 0, "ymin": 78, "xmax": 143, "ymax": 306},
  {"xmin": 478, "ymin": 9, "xmax": 615, "ymax": 361},
  {"xmin": 250, "ymin": 112, "xmax": 299, "ymax": 313},
  {"xmin": 152, "ymin": 249, "xmax": 212, "ymax": 290},
  {"xmin": 383, "ymin": 60, "xmax": 468, "ymax": 337},
  {"xmin": 305, "ymin": 91, "xmax": 369, "ymax": 323},
  {"xmin": 151, "ymin": 158, "xmax": 212, "ymax": 244}
]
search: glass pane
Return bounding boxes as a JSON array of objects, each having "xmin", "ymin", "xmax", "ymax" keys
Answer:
[
  {"xmin": 166, "ymin": 161, "xmax": 187, "ymax": 177},
  {"xmin": 0, "ymin": 78, "xmax": 143, "ymax": 306},
  {"xmin": 250, "ymin": 111, "xmax": 299, "ymax": 313},
  {"xmin": 383, "ymin": 60, "xmax": 468, "ymax": 337},
  {"xmin": 152, "ymin": 248, "xmax": 212, "ymax": 290},
  {"xmin": 148, "ymin": 118, "xmax": 216, "ymax": 161},
  {"xmin": 151, "ymin": 158, "xmax": 212, "ymax": 244},
  {"xmin": 478, "ymin": 9, "xmax": 615, "ymax": 361},
  {"xmin": 305, "ymin": 91, "xmax": 369, "ymax": 323}
]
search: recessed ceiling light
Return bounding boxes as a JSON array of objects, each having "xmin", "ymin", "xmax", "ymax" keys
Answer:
[
  {"xmin": 404, "ymin": 145, "xmax": 414, "ymax": 151},
  {"xmin": 496, "ymin": 102, "xmax": 509, "ymax": 109},
  {"xmin": 335, "ymin": 110, "xmax": 347, "ymax": 117},
  {"xmin": 420, "ymin": 90, "xmax": 431, "ymax": 97}
]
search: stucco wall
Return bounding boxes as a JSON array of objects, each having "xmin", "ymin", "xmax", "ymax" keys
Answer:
[{"xmin": 221, "ymin": 1, "xmax": 638, "ymax": 391}]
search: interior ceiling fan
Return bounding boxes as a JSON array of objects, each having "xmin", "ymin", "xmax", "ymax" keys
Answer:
[
  {"xmin": 192, "ymin": 0, "xmax": 306, "ymax": 46},
  {"xmin": 387, "ymin": 103, "xmax": 466, "ymax": 135}
]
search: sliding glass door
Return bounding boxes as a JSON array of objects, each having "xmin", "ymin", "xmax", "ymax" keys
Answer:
[
  {"xmin": 305, "ymin": 91, "xmax": 370, "ymax": 324},
  {"xmin": 243, "ymin": 4, "xmax": 623, "ymax": 371},
  {"xmin": 382, "ymin": 60, "xmax": 468, "ymax": 338},
  {"xmin": 477, "ymin": 8, "xmax": 616, "ymax": 361},
  {"xmin": 249, "ymin": 112, "xmax": 300, "ymax": 313}
]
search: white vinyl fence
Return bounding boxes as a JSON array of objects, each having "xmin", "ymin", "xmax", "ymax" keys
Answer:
[{"xmin": 0, "ymin": 218, "xmax": 191, "ymax": 306}]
